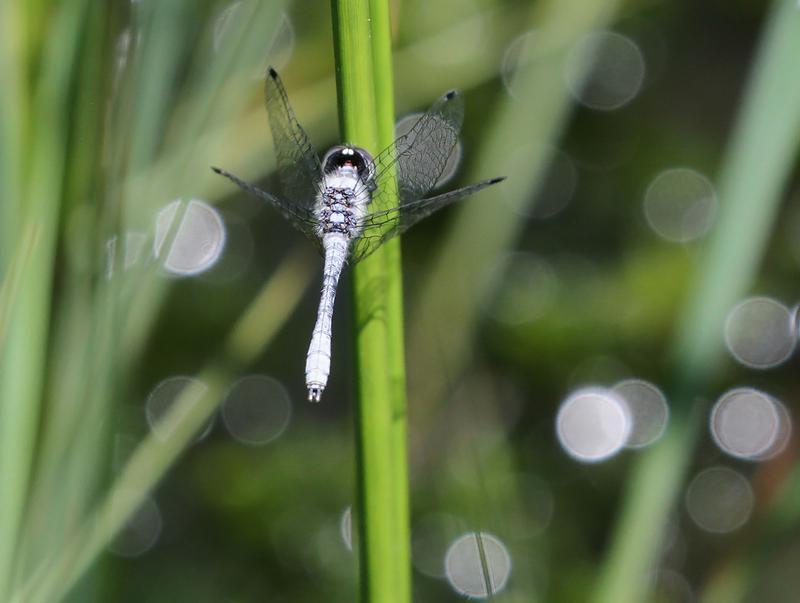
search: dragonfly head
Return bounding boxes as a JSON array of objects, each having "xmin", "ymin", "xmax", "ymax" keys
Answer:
[{"xmin": 322, "ymin": 145, "xmax": 374, "ymax": 186}]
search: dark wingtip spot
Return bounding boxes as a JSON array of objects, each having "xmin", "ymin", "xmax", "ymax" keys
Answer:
[
  {"xmin": 490, "ymin": 176, "xmax": 506, "ymax": 184},
  {"xmin": 445, "ymin": 90, "xmax": 458, "ymax": 100},
  {"xmin": 268, "ymin": 66, "xmax": 278, "ymax": 78},
  {"xmin": 210, "ymin": 166, "xmax": 222, "ymax": 174}
]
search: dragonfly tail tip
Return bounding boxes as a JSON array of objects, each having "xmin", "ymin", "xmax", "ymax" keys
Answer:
[{"xmin": 308, "ymin": 387, "xmax": 323, "ymax": 403}]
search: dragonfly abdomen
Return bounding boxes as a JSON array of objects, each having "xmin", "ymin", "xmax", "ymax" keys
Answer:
[{"xmin": 305, "ymin": 232, "xmax": 349, "ymax": 401}]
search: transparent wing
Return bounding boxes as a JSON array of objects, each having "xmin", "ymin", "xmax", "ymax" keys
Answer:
[
  {"xmin": 369, "ymin": 89, "xmax": 465, "ymax": 211},
  {"xmin": 349, "ymin": 177, "xmax": 505, "ymax": 263},
  {"xmin": 211, "ymin": 166, "xmax": 322, "ymax": 252},
  {"xmin": 264, "ymin": 67, "xmax": 322, "ymax": 208}
]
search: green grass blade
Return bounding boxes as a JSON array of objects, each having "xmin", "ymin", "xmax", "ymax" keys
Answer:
[
  {"xmin": 368, "ymin": 1, "xmax": 411, "ymax": 601},
  {"xmin": 16, "ymin": 2, "xmax": 116, "ymax": 585},
  {"xmin": 331, "ymin": 0, "xmax": 410, "ymax": 601},
  {"xmin": 13, "ymin": 245, "xmax": 314, "ymax": 603},
  {"xmin": 0, "ymin": 223, "xmax": 39, "ymax": 350},
  {"xmin": 0, "ymin": 0, "xmax": 29, "ymax": 266},
  {"xmin": 0, "ymin": 1, "xmax": 89, "ymax": 598}
]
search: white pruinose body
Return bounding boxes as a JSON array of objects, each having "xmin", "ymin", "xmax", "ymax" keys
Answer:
[
  {"xmin": 305, "ymin": 162, "xmax": 371, "ymax": 402},
  {"xmin": 213, "ymin": 71, "xmax": 507, "ymax": 403}
]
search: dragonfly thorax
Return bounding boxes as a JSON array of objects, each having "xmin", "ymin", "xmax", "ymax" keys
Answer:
[{"xmin": 316, "ymin": 173, "xmax": 370, "ymax": 239}]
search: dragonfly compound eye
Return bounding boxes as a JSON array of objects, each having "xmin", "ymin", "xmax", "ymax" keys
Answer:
[{"xmin": 322, "ymin": 145, "xmax": 374, "ymax": 183}]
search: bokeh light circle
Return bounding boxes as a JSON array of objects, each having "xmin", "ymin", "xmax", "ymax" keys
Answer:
[
  {"xmin": 105, "ymin": 231, "xmax": 146, "ymax": 278},
  {"xmin": 528, "ymin": 149, "xmax": 577, "ymax": 219},
  {"xmin": 145, "ymin": 376, "xmax": 212, "ymax": 442},
  {"xmin": 643, "ymin": 168, "xmax": 717, "ymax": 243},
  {"xmin": 222, "ymin": 375, "xmax": 292, "ymax": 446},
  {"xmin": 122, "ymin": 232, "xmax": 147, "ymax": 268},
  {"xmin": 340, "ymin": 506, "xmax": 353, "ymax": 552},
  {"xmin": 197, "ymin": 212, "xmax": 255, "ymax": 284},
  {"xmin": 502, "ymin": 30, "xmax": 554, "ymax": 97},
  {"xmin": 154, "ymin": 199, "xmax": 226, "ymax": 276},
  {"xmin": 113, "ymin": 29, "xmax": 133, "ymax": 83},
  {"xmin": 654, "ymin": 569, "xmax": 694, "ymax": 603},
  {"xmin": 710, "ymin": 388, "xmax": 791, "ymax": 460},
  {"xmin": 565, "ymin": 31, "xmax": 646, "ymax": 111},
  {"xmin": 556, "ymin": 387, "xmax": 631, "ymax": 462},
  {"xmin": 685, "ymin": 467, "xmax": 753, "ymax": 533},
  {"xmin": 108, "ymin": 493, "xmax": 163, "ymax": 558},
  {"xmin": 612, "ymin": 379, "xmax": 669, "ymax": 448},
  {"xmin": 724, "ymin": 296, "xmax": 797, "ymax": 369},
  {"xmin": 444, "ymin": 532, "xmax": 512, "ymax": 598},
  {"xmin": 412, "ymin": 513, "xmax": 462, "ymax": 578}
]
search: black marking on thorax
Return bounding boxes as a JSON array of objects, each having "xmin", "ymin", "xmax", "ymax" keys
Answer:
[{"xmin": 320, "ymin": 186, "xmax": 358, "ymax": 235}]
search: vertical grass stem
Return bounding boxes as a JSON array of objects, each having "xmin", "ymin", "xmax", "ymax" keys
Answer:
[{"xmin": 330, "ymin": 0, "xmax": 410, "ymax": 601}]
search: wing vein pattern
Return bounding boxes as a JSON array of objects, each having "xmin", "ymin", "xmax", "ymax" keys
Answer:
[{"xmin": 264, "ymin": 68, "xmax": 322, "ymax": 210}]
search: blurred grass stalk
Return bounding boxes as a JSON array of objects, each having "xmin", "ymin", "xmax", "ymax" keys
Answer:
[
  {"xmin": 18, "ymin": 246, "xmax": 313, "ymax": 603},
  {"xmin": 0, "ymin": 0, "xmax": 89, "ymax": 600},
  {"xmin": 407, "ymin": 0, "xmax": 624, "ymax": 416},
  {"xmin": 3, "ymin": 0, "xmax": 303, "ymax": 600},
  {"xmin": 368, "ymin": 1, "xmax": 412, "ymax": 602},
  {"xmin": 593, "ymin": 1, "xmax": 800, "ymax": 602},
  {"xmin": 330, "ymin": 0, "xmax": 410, "ymax": 601}
]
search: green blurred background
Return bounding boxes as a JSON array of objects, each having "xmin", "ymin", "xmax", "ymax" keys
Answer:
[{"xmin": 2, "ymin": 0, "xmax": 800, "ymax": 601}]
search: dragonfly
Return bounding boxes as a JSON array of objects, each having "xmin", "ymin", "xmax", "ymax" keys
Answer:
[{"xmin": 212, "ymin": 67, "xmax": 504, "ymax": 402}]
